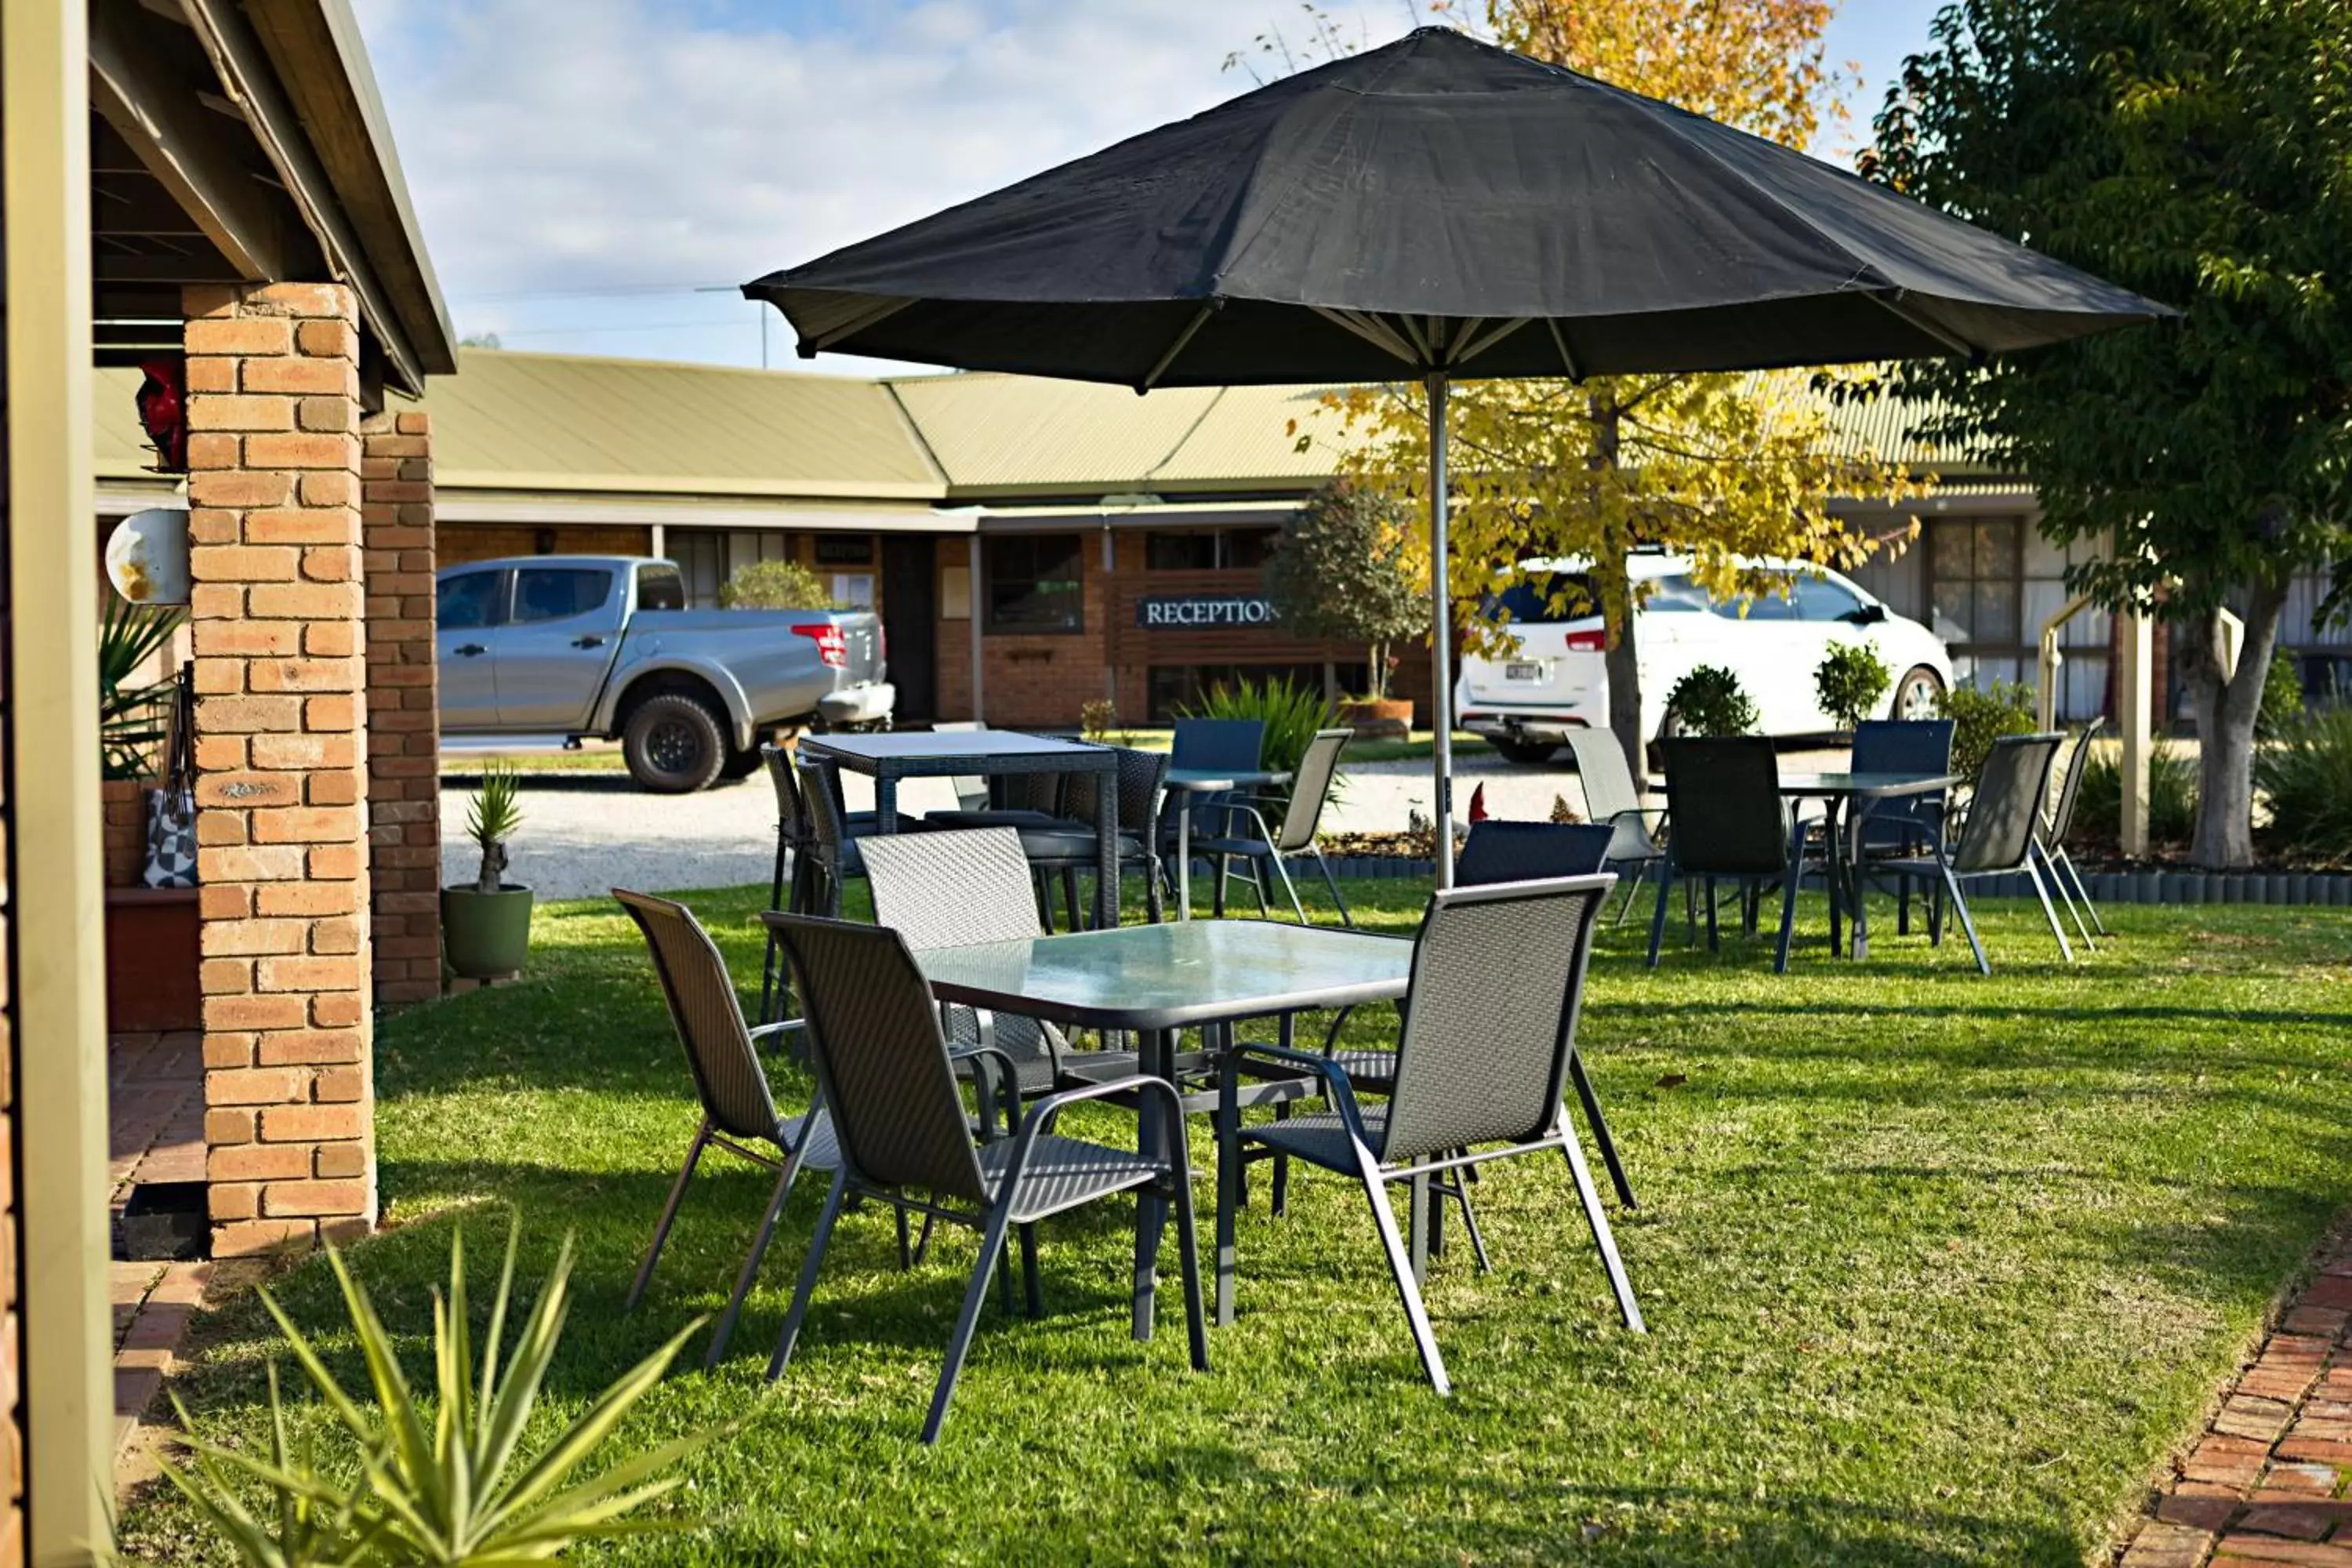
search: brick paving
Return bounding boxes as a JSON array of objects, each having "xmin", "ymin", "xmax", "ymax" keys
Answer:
[
  {"xmin": 2120, "ymin": 1230, "xmax": 2352, "ymax": 1567},
  {"xmin": 107, "ymin": 1033, "xmax": 214, "ymax": 1469}
]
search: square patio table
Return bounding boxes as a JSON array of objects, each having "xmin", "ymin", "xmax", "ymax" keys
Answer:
[
  {"xmin": 1163, "ymin": 767, "xmax": 1291, "ymax": 920},
  {"xmin": 800, "ymin": 731, "xmax": 1123, "ymax": 927},
  {"xmin": 914, "ymin": 919, "xmax": 1414, "ymax": 1333},
  {"xmin": 1777, "ymin": 771, "xmax": 1958, "ymax": 960}
]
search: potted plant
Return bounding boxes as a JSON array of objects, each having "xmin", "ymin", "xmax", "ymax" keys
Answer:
[
  {"xmin": 443, "ymin": 762, "xmax": 532, "ymax": 979},
  {"xmin": 1814, "ymin": 639, "xmax": 1893, "ymax": 736},
  {"xmin": 1263, "ymin": 481, "xmax": 1424, "ymax": 736}
]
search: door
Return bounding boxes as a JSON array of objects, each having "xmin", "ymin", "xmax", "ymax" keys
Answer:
[
  {"xmin": 880, "ymin": 535, "xmax": 937, "ymax": 720},
  {"xmin": 495, "ymin": 565, "xmax": 624, "ymax": 728},
  {"xmin": 435, "ymin": 568, "xmax": 507, "ymax": 729}
]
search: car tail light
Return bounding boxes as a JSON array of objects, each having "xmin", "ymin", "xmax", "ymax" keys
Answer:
[
  {"xmin": 792, "ymin": 623, "xmax": 847, "ymax": 668},
  {"xmin": 1563, "ymin": 630, "xmax": 1606, "ymax": 653}
]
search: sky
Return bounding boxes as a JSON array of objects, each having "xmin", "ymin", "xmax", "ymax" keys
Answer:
[{"xmin": 353, "ymin": 0, "xmax": 1951, "ymax": 377}]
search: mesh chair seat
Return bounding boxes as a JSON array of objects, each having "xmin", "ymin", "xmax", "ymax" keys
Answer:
[
  {"xmin": 941, "ymin": 1004, "xmax": 1132, "ymax": 1094},
  {"xmin": 779, "ymin": 1109, "xmax": 840, "ymax": 1172},
  {"xmin": 1247, "ymin": 1107, "xmax": 1388, "ymax": 1171},
  {"xmin": 1329, "ymin": 1047, "xmax": 1398, "ymax": 1091},
  {"xmin": 981, "ymin": 1133, "xmax": 1166, "ymax": 1221}
]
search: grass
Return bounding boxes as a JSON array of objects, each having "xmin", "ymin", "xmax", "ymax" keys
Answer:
[{"xmin": 121, "ymin": 882, "xmax": 2352, "ymax": 1566}]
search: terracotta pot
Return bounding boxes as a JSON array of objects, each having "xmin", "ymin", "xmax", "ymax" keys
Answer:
[{"xmin": 1336, "ymin": 698, "xmax": 1412, "ymax": 739}]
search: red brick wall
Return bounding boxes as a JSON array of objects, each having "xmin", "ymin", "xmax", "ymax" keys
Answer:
[
  {"xmin": 437, "ymin": 521, "xmax": 652, "ymax": 565},
  {"xmin": 183, "ymin": 281, "xmax": 376, "ymax": 1256},
  {"xmin": 361, "ymin": 413, "xmax": 441, "ymax": 1005}
]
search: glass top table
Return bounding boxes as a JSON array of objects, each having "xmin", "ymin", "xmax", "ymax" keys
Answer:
[
  {"xmin": 1162, "ymin": 768, "xmax": 1293, "ymax": 921},
  {"xmin": 800, "ymin": 731, "xmax": 1123, "ymax": 927},
  {"xmin": 1780, "ymin": 771, "xmax": 1958, "ymax": 960}
]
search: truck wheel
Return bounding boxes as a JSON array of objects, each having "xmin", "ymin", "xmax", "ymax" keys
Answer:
[
  {"xmin": 622, "ymin": 694, "xmax": 728, "ymax": 793},
  {"xmin": 1491, "ymin": 737, "xmax": 1558, "ymax": 765}
]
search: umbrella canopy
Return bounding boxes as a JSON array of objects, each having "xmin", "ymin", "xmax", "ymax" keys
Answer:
[{"xmin": 747, "ymin": 25, "xmax": 2169, "ymax": 884}]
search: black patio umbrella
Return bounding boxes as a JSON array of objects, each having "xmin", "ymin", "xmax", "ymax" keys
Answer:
[{"xmin": 746, "ymin": 26, "xmax": 2168, "ymax": 885}]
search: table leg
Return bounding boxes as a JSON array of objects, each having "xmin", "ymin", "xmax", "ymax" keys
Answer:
[
  {"xmin": 1825, "ymin": 797, "xmax": 1846, "ymax": 958},
  {"xmin": 1174, "ymin": 794, "xmax": 1194, "ymax": 921},
  {"xmin": 874, "ymin": 768, "xmax": 899, "ymax": 837},
  {"xmin": 1849, "ymin": 793, "xmax": 1871, "ymax": 960},
  {"xmin": 1132, "ymin": 1025, "xmax": 1170, "ymax": 1340},
  {"xmin": 1096, "ymin": 760, "xmax": 1119, "ymax": 930},
  {"xmin": 1214, "ymin": 1023, "xmax": 1239, "ymax": 1327}
]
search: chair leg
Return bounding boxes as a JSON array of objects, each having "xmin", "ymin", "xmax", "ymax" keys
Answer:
[
  {"xmin": 1269, "ymin": 850, "xmax": 1308, "ymax": 925},
  {"xmin": 1898, "ymin": 872, "xmax": 1912, "ymax": 936},
  {"xmin": 896, "ymin": 1205, "xmax": 913, "ymax": 1270},
  {"xmin": 1247, "ymin": 856, "xmax": 1272, "ymax": 918},
  {"xmin": 911, "ymin": 1210, "xmax": 937, "ymax": 1268},
  {"xmin": 1446, "ymin": 1158, "xmax": 1492, "ymax": 1273},
  {"xmin": 1353, "ymin": 1148, "xmax": 1450, "ymax": 1395},
  {"xmin": 1704, "ymin": 877, "xmax": 1719, "ymax": 951},
  {"xmin": 767, "ymin": 1167, "xmax": 850, "ymax": 1381},
  {"xmin": 1215, "ymin": 1060, "xmax": 1240, "ymax": 1327},
  {"xmin": 923, "ymin": 1201, "xmax": 1017, "ymax": 1443},
  {"xmin": 1942, "ymin": 866, "xmax": 1988, "ymax": 975},
  {"xmin": 1559, "ymin": 1132, "xmax": 1646, "ymax": 1334},
  {"xmin": 758, "ymin": 831, "xmax": 790, "ymax": 1023},
  {"xmin": 1167, "ymin": 1160, "xmax": 1210, "ymax": 1374},
  {"xmin": 1611, "ymin": 867, "xmax": 1644, "ymax": 925},
  {"xmin": 2057, "ymin": 845, "xmax": 2107, "ymax": 935},
  {"xmin": 708, "ymin": 1136, "xmax": 811, "ymax": 1369},
  {"xmin": 1646, "ymin": 858, "xmax": 1674, "ymax": 968},
  {"xmin": 2038, "ymin": 842, "xmax": 2096, "ymax": 951},
  {"xmin": 1212, "ymin": 855, "xmax": 1228, "ymax": 918},
  {"xmin": 1569, "ymin": 1050, "xmax": 1637, "ymax": 1208},
  {"xmin": 2025, "ymin": 856, "xmax": 2075, "ymax": 962},
  {"xmin": 1270, "ymin": 1102, "xmax": 1291, "ymax": 1218},
  {"xmin": 626, "ymin": 1121, "xmax": 711, "ymax": 1312},
  {"xmin": 1061, "ymin": 868, "xmax": 1082, "ymax": 935},
  {"xmin": 1019, "ymin": 1223, "xmax": 1044, "ymax": 1319},
  {"xmin": 1316, "ymin": 850, "xmax": 1352, "ymax": 928},
  {"xmin": 1408, "ymin": 1170, "xmax": 1432, "ymax": 1284}
]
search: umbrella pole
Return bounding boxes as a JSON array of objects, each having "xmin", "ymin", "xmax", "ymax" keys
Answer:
[{"xmin": 1427, "ymin": 369, "xmax": 1454, "ymax": 889}]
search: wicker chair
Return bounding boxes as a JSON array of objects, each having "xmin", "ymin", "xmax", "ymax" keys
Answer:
[
  {"xmin": 1228, "ymin": 874, "xmax": 1642, "ymax": 1394},
  {"xmin": 1191, "ymin": 728, "xmax": 1355, "ymax": 926},
  {"xmin": 1016, "ymin": 746, "xmax": 1174, "ymax": 927},
  {"xmin": 862, "ymin": 828, "xmax": 1141, "ymax": 1095},
  {"xmin": 613, "ymin": 889, "xmax": 839, "ymax": 1370},
  {"xmin": 2036, "ymin": 723, "xmax": 2105, "ymax": 946},
  {"xmin": 756, "ymin": 746, "xmax": 877, "ymax": 1025},
  {"xmin": 1873, "ymin": 731, "xmax": 2071, "ymax": 975},
  {"xmin": 761, "ymin": 911, "xmax": 1207, "ymax": 1443},
  {"xmin": 1559, "ymin": 729, "xmax": 1666, "ymax": 921},
  {"xmin": 1646, "ymin": 737, "xmax": 1818, "ymax": 972}
]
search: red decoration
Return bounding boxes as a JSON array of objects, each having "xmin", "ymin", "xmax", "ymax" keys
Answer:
[
  {"xmin": 1468, "ymin": 782, "xmax": 1490, "ymax": 822},
  {"xmin": 136, "ymin": 357, "xmax": 188, "ymax": 473}
]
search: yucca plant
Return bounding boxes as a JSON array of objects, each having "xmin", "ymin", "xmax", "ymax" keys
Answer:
[
  {"xmin": 466, "ymin": 764, "xmax": 524, "ymax": 895},
  {"xmin": 1177, "ymin": 675, "xmax": 1338, "ymax": 808},
  {"xmin": 158, "ymin": 1221, "xmax": 712, "ymax": 1566},
  {"xmin": 100, "ymin": 597, "xmax": 183, "ymax": 780},
  {"xmin": 2255, "ymin": 703, "xmax": 2352, "ymax": 862}
]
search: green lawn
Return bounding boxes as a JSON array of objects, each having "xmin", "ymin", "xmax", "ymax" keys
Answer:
[{"xmin": 122, "ymin": 883, "xmax": 2352, "ymax": 1566}]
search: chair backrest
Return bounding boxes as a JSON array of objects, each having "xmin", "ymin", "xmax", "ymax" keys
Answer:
[
  {"xmin": 1065, "ymin": 746, "xmax": 1171, "ymax": 841},
  {"xmin": 862, "ymin": 829, "xmax": 1040, "ymax": 949},
  {"xmin": 1560, "ymin": 729, "xmax": 1642, "ymax": 823},
  {"xmin": 2042, "ymin": 722, "xmax": 2102, "ymax": 842},
  {"xmin": 1170, "ymin": 718, "xmax": 1264, "ymax": 775},
  {"xmin": 1381, "ymin": 875, "xmax": 1611, "ymax": 1163},
  {"xmin": 1275, "ymin": 728, "xmax": 1352, "ymax": 851},
  {"xmin": 1850, "ymin": 718, "xmax": 1955, "ymax": 826},
  {"xmin": 991, "ymin": 769, "xmax": 1065, "ymax": 815},
  {"xmin": 762, "ymin": 912, "xmax": 988, "ymax": 1203},
  {"xmin": 794, "ymin": 759, "xmax": 852, "ymax": 858},
  {"xmin": 763, "ymin": 743, "xmax": 808, "ymax": 842},
  {"xmin": 614, "ymin": 890, "xmax": 781, "ymax": 1143},
  {"xmin": 1657, "ymin": 737, "xmax": 1788, "ymax": 876},
  {"xmin": 931, "ymin": 720, "xmax": 990, "ymax": 810},
  {"xmin": 1953, "ymin": 732, "xmax": 2063, "ymax": 873},
  {"xmin": 1455, "ymin": 821, "xmax": 1614, "ymax": 886}
]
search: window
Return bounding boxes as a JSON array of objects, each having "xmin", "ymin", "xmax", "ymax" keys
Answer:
[
  {"xmin": 1225, "ymin": 528, "xmax": 1280, "ymax": 571},
  {"xmin": 1932, "ymin": 518, "xmax": 2023, "ymax": 646},
  {"xmin": 985, "ymin": 534, "xmax": 1083, "ymax": 633},
  {"xmin": 1143, "ymin": 528, "xmax": 1283, "ymax": 572},
  {"xmin": 1642, "ymin": 574, "xmax": 1709, "ymax": 613},
  {"xmin": 1480, "ymin": 571, "xmax": 1596, "ymax": 625},
  {"xmin": 814, "ymin": 533, "xmax": 873, "ymax": 566},
  {"xmin": 511, "ymin": 568, "xmax": 612, "ymax": 624},
  {"xmin": 636, "ymin": 564, "xmax": 686, "ymax": 612},
  {"xmin": 1792, "ymin": 574, "xmax": 1867, "ymax": 622},
  {"xmin": 1717, "ymin": 575, "xmax": 1799, "ymax": 620},
  {"xmin": 437, "ymin": 571, "xmax": 504, "ymax": 630}
]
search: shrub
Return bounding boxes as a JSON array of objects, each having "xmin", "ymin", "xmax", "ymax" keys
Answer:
[
  {"xmin": 2071, "ymin": 739, "xmax": 2199, "ymax": 848},
  {"xmin": 1178, "ymin": 675, "xmax": 1337, "ymax": 808},
  {"xmin": 1936, "ymin": 678, "xmax": 2036, "ymax": 786},
  {"xmin": 1664, "ymin": 664, "xmax": 1759, "ymax": 737},
  {"xmin": 2254, "ymin": 703, "xmax": 2352, "ymax": 862},
  {"xmin": 2256, "ymin": 649, "xmax": 2306, "ymax": 739},
  {"xmin": 1815, "ymin": 640, "xmax": 1893, "ymax": 732},
  {"xmin": 719, "ymin": 557, "xmax": 841, "ymax": 609},
  {"xmin": 1261, "ymin": 481, "xmax": 1425, "ymax": 701}
]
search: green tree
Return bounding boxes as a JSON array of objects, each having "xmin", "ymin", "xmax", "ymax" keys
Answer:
[
  {"xmin": 1868, "ymin": 0, "xmax": 2352, "ymax": 866},
  {"xmin": 1316, "ymin": 0, "xmax": 1927, "ymax": 774},
  {"xmin": 1261, "ymin": 481, "xmax": 1425, "ymax": 701}
]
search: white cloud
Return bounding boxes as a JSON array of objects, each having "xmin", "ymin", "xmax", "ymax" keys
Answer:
[{"xmin": 354, "ymin": 0, "xmax": 1424, "ymax": 368}]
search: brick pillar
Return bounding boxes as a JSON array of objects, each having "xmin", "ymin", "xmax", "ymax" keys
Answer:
[
  {"xmin": 183, "ymin": 281, "xmax": 376, "ymax": 1256},
  {"xmin": 361, "ymin": 412, "xmax": 441, "ymax": 1003}
]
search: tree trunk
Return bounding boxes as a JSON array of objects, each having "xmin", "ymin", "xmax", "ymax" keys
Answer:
[
  {"xmin": 1367, "ymin": 641, "xmax": 1385, "ymax": 702},
  {"xmin": 2180, "ymin": 583, "xmax": 2288, "ymax": 868},
  {"xmin": 1606, "ymin": 576, "xmax": 1643, "ymax": 779}
]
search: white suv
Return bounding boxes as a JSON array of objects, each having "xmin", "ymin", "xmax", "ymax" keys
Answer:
[{"xmin": 1457, "ymin": 553, "xmax": 1953, "ymax": 764}]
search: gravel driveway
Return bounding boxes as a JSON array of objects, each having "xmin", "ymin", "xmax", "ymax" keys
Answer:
[{"xmin": 443, "ymin": 750, "xmax": 1624, "ymax": 901}]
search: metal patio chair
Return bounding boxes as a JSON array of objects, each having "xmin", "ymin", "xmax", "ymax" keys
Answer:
[
  {"xmin": 1191, "ymin": 728, "xmax": 1355, "ymax": 926},
  {"xmin": 761, "ymin": 911, "xmax": 1207, "ymax": 1443},
  {"xmin": 862, "ymin": 828, "xmax": 1142, "ymax": 1096},
  {"xmin": 2036, "ymin": 722, "xmax": 2105, "ymax": 946},
  {"xmin": 1846, "ymin": 717, "xmax": 1955, "ymax": 936},
  {"xmin": 1227, "ymin": 874, "xmax": 1642, "ymax": 1395},
  {"xmin": 1873, "ymin": 731, "xmax": 2071, "ymax": 975},
  {"xmin": 1559, "ymin": 728, "xmax": 1666, "ymax": 921},
  {"xmin": 1646, "ymin": 737, "xmax": 1819, "ymax": 972},
  {"xmin": 614, "ymin": 888, "xmax": 840, "ymax": 1370},
  {"xmin": 1164, "ymin": 717, "xmax": 1266, "ymax": 916}
]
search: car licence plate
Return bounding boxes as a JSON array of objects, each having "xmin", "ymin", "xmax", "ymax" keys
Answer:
[{"xmin": 1504, "ymin": 661, "xmax": 1544, "ymax": 681}]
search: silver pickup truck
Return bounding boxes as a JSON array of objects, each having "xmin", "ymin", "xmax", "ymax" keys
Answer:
[{"xmin": 435, "ymin": 555, "xmax": 894, "ymax": 792}]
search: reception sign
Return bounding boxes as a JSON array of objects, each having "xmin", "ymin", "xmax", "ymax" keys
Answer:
[{"xmin": 1135, "ymin": 594, "xmax": 1279, "ymax": 629}]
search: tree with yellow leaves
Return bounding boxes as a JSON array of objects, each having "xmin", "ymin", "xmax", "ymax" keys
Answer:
[{"xmin": 1302, "ymin": 0, "xmax": 1930, "ymax": 772}]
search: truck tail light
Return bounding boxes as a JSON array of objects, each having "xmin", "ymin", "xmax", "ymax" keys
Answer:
[
  {"xmin": 1563, "ymin": 629, "xmax": 1606, "ymax": 653},
  {"xmin": 792, "ymin": 623, "xmax": 848, "ymax": 668}
]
